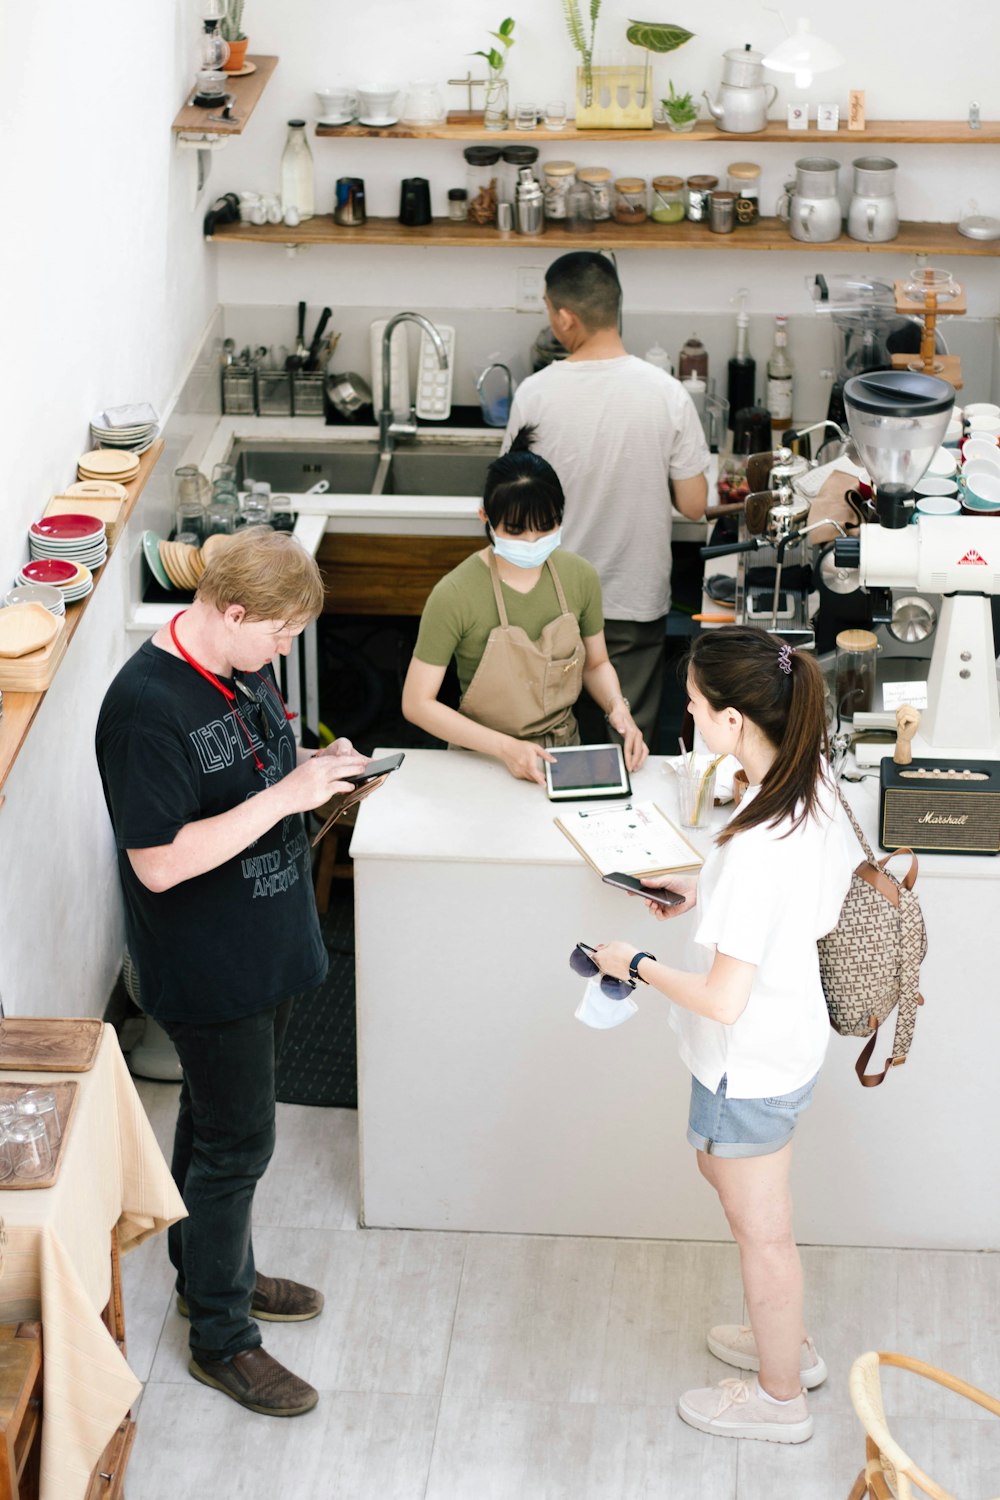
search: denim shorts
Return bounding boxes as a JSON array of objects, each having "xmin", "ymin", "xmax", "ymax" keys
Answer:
[{"xmin": 687, "ymin": 1071, "xmax": 818, "ymax": 1159}]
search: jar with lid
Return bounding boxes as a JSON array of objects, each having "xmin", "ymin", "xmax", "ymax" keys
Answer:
[
  {"xmin": 650, "ymin": 175, "xmax": 685, "ymax": 224},
  {"xmin": 565, "ymin": 179, "xmax": 593, "ymax": 233},
  {"xmin": 447, "ymin": 188, "xmax": 468, "ymax": 222},
  {"xmin": 499, "ymin": 146, "xmax": 539, "ymax": 206},
  {"xmin": 677, "ymin": 334, "xmax": 709, "ymax": 382},
  {"xmin": 835, "ymin": 629, "xmax": 879, "ymax": 722},
  {"xmin": 613, "ymin": 177, "xmax": 647, "ymax": 225},
  {"xmin": 728, "ymin": 161, "xmax": 761, "ymax": 225},
  {"xmin": 577, "ymin": 166, "xmax": 612, "ymax": 221},
  {"xmin": 686, "ymin": 174, "xmax": 718, "ymax": 222},
  {"xmin": 464, "ymin": 146, "xmax": 501, "ymax": 225},
  {"xmin": 543, "ymin": 160, "xmax": 576, "ymax": 220}
]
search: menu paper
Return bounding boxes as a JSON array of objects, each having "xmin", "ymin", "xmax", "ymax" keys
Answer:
[{"xmin": 555, "ymin": 800, "xmax": 703, "ymax": 877}]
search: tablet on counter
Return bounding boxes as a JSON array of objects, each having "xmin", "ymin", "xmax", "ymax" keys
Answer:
[{"xmin": 544, "ymin": 743, "xmax": 632, "ymax": 802}]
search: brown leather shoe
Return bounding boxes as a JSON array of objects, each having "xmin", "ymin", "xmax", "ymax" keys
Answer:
[
  {"xmin": 189, "ymin": 1347, "xmax": 318, "ymax": 1417},
  {"xmin": 177, "ymin": 1272, "xmax": 325, "ymax": 1323}
]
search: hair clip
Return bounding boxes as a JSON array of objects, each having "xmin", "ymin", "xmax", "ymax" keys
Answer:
[{"xmin": 777, "ymin": 644, "xmax": 794, "ymax": 675}]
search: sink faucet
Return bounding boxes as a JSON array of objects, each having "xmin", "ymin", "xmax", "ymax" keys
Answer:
[
  {"xmin": 378, "ymin": 312, "xmax": 449, "ymax": 458},
  {"xmin": 475, "ymin": 362, "xmax": 514, "ymax": 427}
]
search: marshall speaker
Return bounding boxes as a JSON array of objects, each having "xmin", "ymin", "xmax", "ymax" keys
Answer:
[{"xmin": 880, "ymin": 758, "xmax": 1000, "ymax": 854}]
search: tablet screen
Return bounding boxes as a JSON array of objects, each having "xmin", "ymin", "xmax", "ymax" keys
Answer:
[{"xmin": 546, "ymin": 744, "xmax": 631, "ymax": 800}]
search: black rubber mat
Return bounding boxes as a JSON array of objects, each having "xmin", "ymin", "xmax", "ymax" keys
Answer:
[{"xmin": 275, "ymin": 886, "xmax": 358, "ymax": 1109}]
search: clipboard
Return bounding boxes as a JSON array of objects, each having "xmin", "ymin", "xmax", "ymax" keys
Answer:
[{"xmin": 554, "ymin": 800, "xmax": 703, "ymax": 877}]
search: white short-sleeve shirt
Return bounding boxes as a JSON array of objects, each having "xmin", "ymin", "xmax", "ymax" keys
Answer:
[{"xmin": 668, "ymin": 777, "xmax": 857, "ymax": 1099}]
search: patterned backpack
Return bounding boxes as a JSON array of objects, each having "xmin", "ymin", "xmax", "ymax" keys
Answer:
[{"xmin": 817, "ymin": 792, "xmax": 927, "ymax": 1087}]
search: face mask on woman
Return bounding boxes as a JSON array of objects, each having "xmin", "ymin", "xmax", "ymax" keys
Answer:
[{"xmin": 489, "ymin": 525, "xmax": 562, "ymax": 570}]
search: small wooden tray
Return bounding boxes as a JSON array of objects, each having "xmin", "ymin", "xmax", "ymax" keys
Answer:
[
  {"xmin": 0, "ymin": 622, "xmax": 68, "ymax": 693},
  {"xmin": 0, "ymin": 604, "xmax": 60, "ymax": 660},
  {"xmin": 890, "ymin": 351, "xmax": 964, "ymax": 388},
  {"xmin": 0, "ymin": 1080, "xmax": 79, "ymax": 1190},
  {"xmin": 0, "ymin": 1019, "xmax": 103, "ymax": 1073}
]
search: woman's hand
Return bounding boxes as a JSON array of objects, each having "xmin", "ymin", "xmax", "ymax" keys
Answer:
[
  {"xmin": 607, "ymin": 703, "xmax": 648, "ymax": 772},
  {"xmin": 498, "ymin": 737, "xmax": 557, "ymax": 786},
  {"xmin": 641, "ymin": 873, "xmax": 698, "ymax": 920},
  {"xmin": 592, "ymin": 941, "xmax": 636, "ymax": 982}
]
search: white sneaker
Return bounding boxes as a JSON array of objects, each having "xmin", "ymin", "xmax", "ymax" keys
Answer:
[
  {"xmin": 678, "ymin": 1377, "xmax": 813, "ymax": 1444},
  {"xmin": 707, "ymin": 1324, "xmax": 827, "ymax": 1389}
]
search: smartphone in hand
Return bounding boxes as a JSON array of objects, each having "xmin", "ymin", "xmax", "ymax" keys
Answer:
[
  {"xmin": 342, "ymin": 751, "xmax": 405, "ymax": 787},
  {"xmin": 601, "ymin": 871, "xmax": 685, "ymax": 908}
]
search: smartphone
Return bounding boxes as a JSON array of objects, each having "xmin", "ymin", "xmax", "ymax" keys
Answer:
[
  {"xmin": 342, "ymin": 750, "xmax": 405, "ymax": 787},
  {"xmin": 601, "ymin": 871, "xmax": 685, "ymax": 908}
]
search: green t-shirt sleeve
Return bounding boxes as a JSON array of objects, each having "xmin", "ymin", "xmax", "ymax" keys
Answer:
[
  {"xmin": 578, "ymin": 559, "xmax": 605, "ymax": 638},
  {"xmin": 413, "ymin": 575, "xmax": 464, "ymax": 668}
]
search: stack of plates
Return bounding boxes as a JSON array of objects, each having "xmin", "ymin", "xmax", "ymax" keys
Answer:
[
  {"xmin": 159, "ymin": 539, "xmax": 206, "ymax": 591},
  {"xmin": 16, "ymin": 558, "xmax": 94, "ymax": 604},
  {"xmin": 90, "ymin": 404, "xmax": 159, "ymax": 453},
  {"xmin": 78, "ymin": 449, "xmax": 140, "ymax": 484},
  {"xmin": 29, "ymin": 514, "xmax": 108, "ymax": 571},
  {"xmin": 4, "ymin": 582, "xmax": 66, "ymax": 617}
]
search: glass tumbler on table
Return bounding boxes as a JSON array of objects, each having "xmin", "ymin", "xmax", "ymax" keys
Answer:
[
  {"xmin": 10, "ymin": 1119, "xmax": 52, "ymax": 1180},
  {"xmin": 0, "ymin": 1126, "xmax": 13, "ymax": 1183},
  {"xmin": 674, "ymin": 757, "xmax": 718, "ymax": 829},
  {"xmin": 16, "ymin": 1089, "xmax": 61, "ymax": 1151}
]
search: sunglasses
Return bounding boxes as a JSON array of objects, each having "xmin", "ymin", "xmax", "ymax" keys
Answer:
[
  {"xmin": 569, "ymin": 942, "xmax": 635, "ymax": 1001},
  {"xmin": 234, "ymin": 678, "xmax": 272, "ymax": 742}
]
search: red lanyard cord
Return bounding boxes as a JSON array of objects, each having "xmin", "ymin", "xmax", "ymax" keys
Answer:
[{"xmin": 168, "ymin": 611, "xmax": 270, "ymax": 775}]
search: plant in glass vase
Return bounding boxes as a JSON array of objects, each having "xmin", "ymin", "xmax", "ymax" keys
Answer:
[
  {"xmin": 562, "ymin": 0, "xmax": 602, "ymax": 108},
  {"xmin": 625, "ymin": 20, "xmax": 694, "ymax": 113},
  {"xmin": 221, "ymin": 0, "xmax": 248, "ymax": 72},
  {"xmin": 472, "ymin": 16, "xmax": 516, "ymax": 132},
  {"xmin": 661, "ymin": 79, "xmax": 699, "ymax": 131}
]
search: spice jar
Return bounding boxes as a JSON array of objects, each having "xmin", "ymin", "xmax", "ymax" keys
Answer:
[
  {"xmin": 447, "ymin": 188, "xmax": 468, "ymax": 222},
  {"xmin": 650, "ymin": 175, "xmax": 685, "ymax": 224},
  {"xmin": 464, "ymin": 145, "xmax": 501, "ymax": 226},
  {"xmin": 686, "ymin": 173, "xmax": 718, "ymax": 222},
  {"xmin": 728, "ymin": 161, "xmax": 761, "ymax": 225},
  {"xmin": 499, "ymin": 146, "xmax": 539, "ymax": 206},
  {"xmin": 576, "ymin": 166, "xmax": 612, "ymax": 221},
  {"xmin": 708, "ymin": 189, "xmax": 736, "ymax": 234},
  {"xmin": 835, "ymin": 629, "xmax": 879, "ymax": 721},
  {"xmin": 614, "ymin": 177, "xmax": 647, "ymax": 225},
  {"xmin": 543, "ymin": 160, "xmax": 577, "ymax": 219}
]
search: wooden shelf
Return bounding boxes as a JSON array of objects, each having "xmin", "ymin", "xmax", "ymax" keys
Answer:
[
  {"xmin": 173, "ymin": 55, "xmax": 277, "ymax": 136},
  {"xmin": 208, "ymin": 214, "xmax": 1000, "ymax": 256},
  {"xmin": 0, "ymin": 439, "xmax": 164, "ymax": 799},
  {"xmin": 315, "ymin": 116, "xmax": 1000, "ymax": 145}
]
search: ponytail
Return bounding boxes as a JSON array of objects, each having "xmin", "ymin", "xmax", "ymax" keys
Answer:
[{"xmin": 686, "ymin": 627, "xmax": 830, "ymax": 846}]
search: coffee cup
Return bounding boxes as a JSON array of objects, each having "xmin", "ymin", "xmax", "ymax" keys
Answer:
[
  {"xmin": 964, "ymin": 471, "xmax": 1000, "ymax": 506},
  {"xmin": 914, "ymin": 476, "xmax": 958, "ymax": 498},
  {"xmin": 915, "ymin": 494, "xmax": 960, "ymax": 520},
  {"xmin": 358, "ymin": 84, "xmax": 398, "ymax": 122},
  {"xmin": 963, "ymin": 402, "xmax": 1000, "ymax": 421},
  {"xmin": 967, "ymin": 418, "xmax": 1000, "ymax": 440},
  {"xmin": 315, "ymin": 85, "xmax": 358, "ymax": 121},
  {"xmin": 962, "ymin": 437, "xmax": 1000, "ymax": 465}
]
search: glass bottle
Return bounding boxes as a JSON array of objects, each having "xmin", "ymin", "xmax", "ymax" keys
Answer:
[
  {"xmin": 281, "ymin": 120, "xmax": 314, "ymax": 222},
  {"xmin": 766, "ymin": 314, "xmax": 794, "ymax": 432}
]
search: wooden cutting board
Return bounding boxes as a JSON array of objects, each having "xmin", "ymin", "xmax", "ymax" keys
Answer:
[
  {"xmin": 0, "ymin": 604, "xmax": 60, "ymax": 659},
  {"xmin": 46, "ymin": 495, "xmax": 126, "ymax": 547},
  {"xmin": 0, "ymin": 620, "xmax": 68, "ymax": 691},
  {"xmin": 0, "ymin": 1080, "xmax": 80, "ymax": 1189},
  {"xmin": 0, "ymin": 1019, "xmax": 103, "ymax": 1072}
]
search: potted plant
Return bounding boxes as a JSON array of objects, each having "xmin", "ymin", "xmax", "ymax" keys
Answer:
[
  {"xmin": 472, "ymin": 17, "xmax": 516, "ymax": 132},
  {"xmin": 221, "ymin": 0, "xmax": 248, "ymax": 72},
  {"xmin": 661, "ymin": 79, "xmax": 699, "ymax": 131},
  {"xmin": 563, "ymin": 6, "xmax": 693, "ymax": 130}
]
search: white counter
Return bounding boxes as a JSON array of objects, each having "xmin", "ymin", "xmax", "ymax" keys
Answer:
[{"xmin": 352, "ymin": 749, "xmax": 1000, "ymax": 1251}]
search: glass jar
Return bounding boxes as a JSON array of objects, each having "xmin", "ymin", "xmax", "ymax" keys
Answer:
[
  {"xmin": 835, "ymin": 629, "xmax": 879, "ymax": 722},
  {"xmin": 728, "ymin": 161, "xmax": 761, "ymax": 226},
  {"xmin": 613, "ymin": 177, "xmax": 647, "ymax": 225},
  {"xmin": 565, "ymin": 180, "xmax": 593, "ymax": 233},
  {"xmin": 499, "ymin": 146, "xmax": 539, "ymax": 206},
  {"xmin": 686, "ymin": 174, "xmax": 719, "ymax": 222},
  {"xmin": 650, "ymin": 175, "xmax": 685, "ymax": 224},
  {"xmin": 576, "ymin": 166, "xmax": 612, "ymax": 221},
  {"xmin": 447, "ymin": 188, "xmax": 468, "ymax": 222},
  {"xmin": 677, "ymin": 335, "xmax": 709, "ymax": 382},
  {"xmin": 464, "ymin": 146, "xmax": 501, "ymax": 225},
  {"xmin": 543, "ymin": 160, "xmax": 576, "ymax": 220},
  {"xmin": 708, "ymin": 189, "xmax": 736, "ymax": 234},
  {"xmin": 280, "ymin": 120, "xmax": 314, "ymax": 222},
  {"xmin": 10, "ymin": 1119, "xmax": 52, "ymax": 1180}
]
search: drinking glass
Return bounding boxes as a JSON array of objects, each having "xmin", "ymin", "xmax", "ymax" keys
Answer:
[
  {"xmin": 237, "ymin": 498, "xmax": 272, "ymax": 529},
  {"xmin": 11, "ymin": 1119, "xmax": 52, "ymax": 1180},
  {"xmin": 0, "ymin": 1126, "xmax": 13, "ymax": 1183},
  {"xmin": 16, "ymin": 1089, "xmax": 61, "ymax": 1149},
  {"xmin": 205, "ymin": 500, "xmax": 237, "ymax": 537},
  {"xmin": 674, "ymin": 757, "xmax": 718, "ymax": 828},
  {"xmin": 175, "ymin": 500, "xmax": 206, "ymax": 543},
  {"xmin": 544, "ymin": 99, "xmax": 567, "ymax": 131},
  {"xmin": 212, "ymin": 462, "xmax": 238, "ymax": 488},
  {"xmin": 515, "ymin": 102, "xmax": 538, "ymax": 131}
]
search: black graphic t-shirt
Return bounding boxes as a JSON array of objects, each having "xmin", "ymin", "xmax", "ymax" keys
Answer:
[{"xmin": 96, "ymin": 640, "xmax": 328, "ymax": 1023}]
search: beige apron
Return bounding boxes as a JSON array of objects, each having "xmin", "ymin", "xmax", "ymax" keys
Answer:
[{"xmin": 458, "ymin": 552, "xmax": 586, "ymax": 747}]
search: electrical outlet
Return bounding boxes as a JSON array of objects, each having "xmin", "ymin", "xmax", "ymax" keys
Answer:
[{"xmin": 516, "ymin": 267, "xmax": 546, "ymax": 313}]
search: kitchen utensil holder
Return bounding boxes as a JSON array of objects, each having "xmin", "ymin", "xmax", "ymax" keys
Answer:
[
  {"xmin": 222, "ymin": 367, "xmax": 256, "ymax": 415},
  {"xmin": 256, "ymin": 371, "xmax": 293, "ymax": 417},
  {"xmin": 292, "ymin": 372, "xmax": 325, "ymax": 416}
]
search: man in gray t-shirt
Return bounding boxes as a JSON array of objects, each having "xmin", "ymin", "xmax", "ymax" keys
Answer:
[{"xmin": 504, "ymin": 252, "xmax": 709, "ymax": 749}]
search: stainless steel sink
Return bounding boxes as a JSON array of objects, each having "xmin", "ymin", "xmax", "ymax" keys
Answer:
[{"xmin": 232, "ymin": 436, "xmax": 502, "ymax": 497}]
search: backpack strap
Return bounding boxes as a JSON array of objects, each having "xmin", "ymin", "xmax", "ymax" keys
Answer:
[{"xmin": 836, "ymin": 786, "xmax": 920, "ymax": 888}]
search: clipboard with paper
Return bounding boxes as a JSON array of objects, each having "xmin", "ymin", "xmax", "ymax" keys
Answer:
[{"xmin": 554, "ymin": 800, "xmax": 703, "ymax": 877}]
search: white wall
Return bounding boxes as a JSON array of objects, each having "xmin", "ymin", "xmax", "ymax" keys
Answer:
[{"xmin": 0, "ymin": 2, "xmax": 219, "ymax": 1016}]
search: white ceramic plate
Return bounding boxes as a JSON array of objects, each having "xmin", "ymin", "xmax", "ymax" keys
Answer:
[
  {"xmin": 357, "ymin": 115, "xmax": 399, "ymax": 128},
  {"xmin": 142, "ymin": 531, "xmax": 172, "ymax": 590}
]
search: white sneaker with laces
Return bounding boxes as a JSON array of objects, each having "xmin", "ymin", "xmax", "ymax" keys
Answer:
[
  {"xmin": 678, "ymin": 1377, "xmax": 813, "ymax": 1443},
  {"xmin": 707, "ymin": 1324, "xmax": 828, "ymax": 1389}
]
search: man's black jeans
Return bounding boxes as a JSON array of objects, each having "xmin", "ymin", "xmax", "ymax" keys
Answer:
[{"xmin": 162, "ymin": 999, "xmax": 294, "ymax": 1362}]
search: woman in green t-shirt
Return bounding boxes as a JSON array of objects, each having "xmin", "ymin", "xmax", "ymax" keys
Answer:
[{"xmin": 402, "ymin": 430, "xmax": 648, "ymax": 784}]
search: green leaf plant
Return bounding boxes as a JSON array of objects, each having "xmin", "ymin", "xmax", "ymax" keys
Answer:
[{"xmin": 472, "ymin": 15, "xmax": 516, "ymax": 78}]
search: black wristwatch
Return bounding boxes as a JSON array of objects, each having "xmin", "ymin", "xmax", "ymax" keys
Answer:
[{"xmin": 629, "ymin": 951, "xmax": 656, "ymax": 985}]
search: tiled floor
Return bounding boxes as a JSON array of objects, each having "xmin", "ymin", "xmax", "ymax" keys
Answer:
[{"xmin": 123, "ymin": 1080, "xmax": 1000, "ymax": 1499}]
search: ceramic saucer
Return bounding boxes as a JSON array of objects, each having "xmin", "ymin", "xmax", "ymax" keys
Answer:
[
  {"xmin": 317, "ymin": 114, "xmax": 355, "ymax": 127},
  {"xmin": 358, "ymin": 115, "xmax": 399, "ymax": 128}
]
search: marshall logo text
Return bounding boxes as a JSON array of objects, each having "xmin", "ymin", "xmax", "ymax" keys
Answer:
[{"xmin": 917, "ymin": 811, "xmax": 969, "ymax": 826}]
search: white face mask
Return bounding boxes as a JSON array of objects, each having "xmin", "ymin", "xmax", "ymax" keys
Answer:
[
  {"xmin": 574, "ymin": 976, "xmax": 639, "ymax": 1030},
  {"xmin": 489, "ymin": 525, "xmax": 562, "ymax": 570}
]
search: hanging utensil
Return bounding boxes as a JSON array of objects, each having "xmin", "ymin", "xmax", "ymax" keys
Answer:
[{"xmin": 304, "ymin": 307, "xmax": 333, "ymax": 371}]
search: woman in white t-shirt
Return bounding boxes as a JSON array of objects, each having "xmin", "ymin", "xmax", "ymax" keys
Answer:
[{"xmin": 594, "ymin": 626, "xmax": 855, "ymax": 1447}]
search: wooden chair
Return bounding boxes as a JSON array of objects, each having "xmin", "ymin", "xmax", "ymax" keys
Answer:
[
  {"xmin": 847, "ymin": 1350, "xmax": 1000, "ymax": 1500},
  {"xmin": 0, "ymin": 1323, "xmax": 42, "ymax": 1500}
]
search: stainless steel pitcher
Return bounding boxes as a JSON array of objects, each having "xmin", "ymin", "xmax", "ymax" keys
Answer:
[
  {"xmin": 847, "ymin": 157, "xmax": 899, "ymax": 243},
  {"xmin": 777, "ymin": 157, "xmax": 842, "ymax": 243}
]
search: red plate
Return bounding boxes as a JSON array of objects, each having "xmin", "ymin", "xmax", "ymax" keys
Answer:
[
  {"xmin": 21, "ymin": 559, "xmax": 79, "ymax": 584},
  {"xmin": 30, "ymin": 514, "xmax": 104, "ymax": 541}
]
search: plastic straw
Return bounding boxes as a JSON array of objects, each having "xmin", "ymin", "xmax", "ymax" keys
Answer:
[{"xmin": 692, "ymin": 753, "xmax": 726, "ymax": 825}]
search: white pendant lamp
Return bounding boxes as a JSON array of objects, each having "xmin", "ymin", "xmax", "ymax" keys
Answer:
[{"xmin": 762, "ymin": 17, "xmax": 845, "ymax": 90}]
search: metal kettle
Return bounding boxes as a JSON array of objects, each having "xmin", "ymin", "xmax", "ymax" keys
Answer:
[{"xmin": 703, "ymin": 45, "xmax": 777, "ymax": 134}]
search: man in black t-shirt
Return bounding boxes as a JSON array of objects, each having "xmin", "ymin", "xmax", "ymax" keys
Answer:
[{"xmin": 97, "ymin": 529, "xmax": 372, "ymax": 1419}]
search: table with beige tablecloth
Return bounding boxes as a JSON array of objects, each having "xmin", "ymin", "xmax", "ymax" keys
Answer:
[{"xmin": 0, "ymin": 1023, "xmax": 185, "ymax": 1500}]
